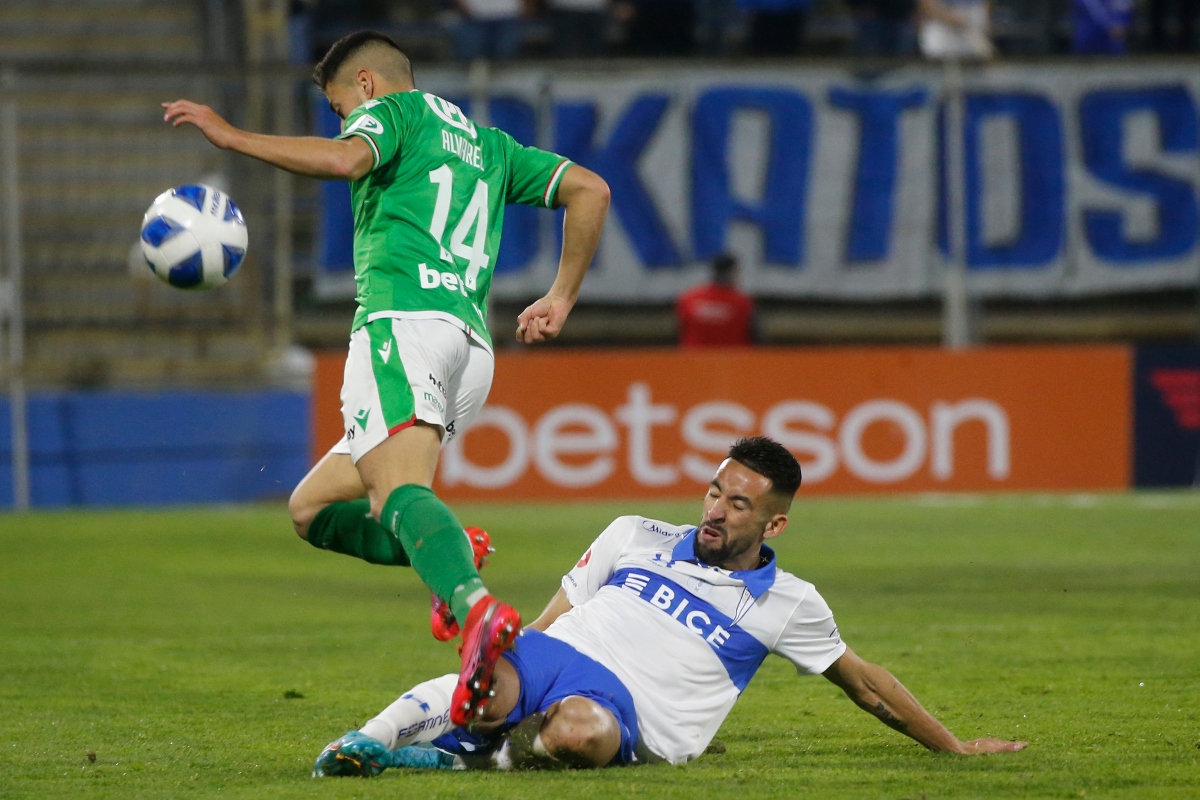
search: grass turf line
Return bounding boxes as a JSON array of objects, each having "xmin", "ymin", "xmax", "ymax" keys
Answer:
[{"xmin": 1, "ymin": 494, "xmax": 1198, "ymax": 799}]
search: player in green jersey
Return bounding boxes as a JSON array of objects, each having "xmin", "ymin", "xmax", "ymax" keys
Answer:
[{"xmin": 163, "ymin": 30, "xmax": 611, "ymax": 726}]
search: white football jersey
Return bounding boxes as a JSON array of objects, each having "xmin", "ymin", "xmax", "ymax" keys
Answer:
[{"xmin": 545, "ymin": 516, "xmax": 846, "ymax": 765}]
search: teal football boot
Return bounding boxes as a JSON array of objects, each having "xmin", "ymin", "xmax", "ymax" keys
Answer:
[
  {"xmin": 312, "ymin": 731, "xmax": 391, "ymax": 778},
  {"xmin": 388, "ymin": 743, "xmax": 457, "ymax": 770}
]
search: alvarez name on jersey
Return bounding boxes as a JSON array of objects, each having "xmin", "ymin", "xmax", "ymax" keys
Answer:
[
  {"xmin": 544, "ymin": 516, "xmax": 846, "ymax": 765},
  {"xmin": 336, "ymin": 90, "xmax": 572, "ymax": 350}
]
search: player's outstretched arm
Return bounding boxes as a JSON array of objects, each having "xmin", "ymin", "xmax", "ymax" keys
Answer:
[
  {"xmin": 162, "ymin": 100, "xmax": 374, "ymax": 181},
  {"xmin": 516, "ymin": 165, "xmax": 610, "ymax": 344},
  {"xmin": 822, "ymin": 647, "xmax": 1027, "ymax": 755}
]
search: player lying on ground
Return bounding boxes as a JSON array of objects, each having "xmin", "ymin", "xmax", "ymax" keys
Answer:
[
  {"xmin": 163, "ymin": 30, "xmax": 610, "ymax": 725},
  {"xmin": 313, "ymin": 436, "xmax": 1027, "ymax": 775}
]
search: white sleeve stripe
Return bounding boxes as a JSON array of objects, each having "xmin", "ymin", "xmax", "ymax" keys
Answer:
[
  {"xmin": 542, "ymin": 160, "xmax": 571, "ymax": 208},
  {"xmin": 347, "ymin": 130, "xmax": 381, "ymax": 170}
]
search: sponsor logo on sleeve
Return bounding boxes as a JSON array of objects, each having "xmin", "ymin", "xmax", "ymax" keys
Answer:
[
  {"xmin": 344, "ymin": 113, "xmax": 384, "ymax": 136},
  {"xmin": 642, "ymin": 520, "xmax": 683, "ymax": 537}
]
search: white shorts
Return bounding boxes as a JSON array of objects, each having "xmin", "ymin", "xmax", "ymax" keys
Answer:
[{"xmin": 329, "ymin": 316, "xmax": 495, "ymax": 463}]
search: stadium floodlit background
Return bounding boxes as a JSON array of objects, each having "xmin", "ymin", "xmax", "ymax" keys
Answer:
[{"xmin": 0, "ymin": 1, "xmax": 1198, "ymax": 798}]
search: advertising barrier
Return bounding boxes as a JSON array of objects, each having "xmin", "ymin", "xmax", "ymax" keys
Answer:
[
  {"xmin": 0, "ymin": 390, "xmax": 308, "ymax": 508},
  {"xmin": 313, "ymin": 345, "xmax": 1131, "ymax": 500},
  {"xmin": 1134, "ymin": 344, "xmax": 1200, "ymax": 487},
  {"xmin": 315, "ymin": 62, "xmax": 1200, "ymax": 303}
]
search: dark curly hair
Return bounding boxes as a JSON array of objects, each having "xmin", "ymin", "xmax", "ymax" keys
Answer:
[{"xmin": 727, "ymin": 436, "xmax": 802, "ymax": 498}]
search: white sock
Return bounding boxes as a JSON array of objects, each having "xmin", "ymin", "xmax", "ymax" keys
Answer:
[
  {"xmin": 358, "ymin": 674, "xmax": 457, "ymax": 750},
  {"xmin": 491, "ymin": 739, "xmax": 514, "ymax": 770},
  {"xmin": 464, "ymin": 587, "xmax": 489, "ymax": 610},
  {"xmin": 489, "ymin": 731, "xmax": 559, "ymax": 771}
]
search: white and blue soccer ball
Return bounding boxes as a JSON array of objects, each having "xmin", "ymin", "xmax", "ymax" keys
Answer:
[{"xmin": 140, "ymin": 184, "xmax": 248, "ymax": 290}]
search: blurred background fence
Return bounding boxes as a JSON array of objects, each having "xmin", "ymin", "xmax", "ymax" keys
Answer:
[{"xmin": 0, "ymin": 0, "xmax": 1198, "ymax": 507}]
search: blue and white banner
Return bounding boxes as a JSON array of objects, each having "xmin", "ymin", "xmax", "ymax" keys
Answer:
[{"xmin": 315, "ymin": 62, "xmax": 1200, "ymax": 301}]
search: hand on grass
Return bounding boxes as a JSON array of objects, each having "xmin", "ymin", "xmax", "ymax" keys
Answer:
[
  {"xmin": 163, "ymin": 100, "xmax": 240, "ymax": 150},
  {"xmin": 955, "ymin": 737, "xmax": 1027, "ymax": 754},
  {"xmin": 516, "ymin": 295, "xmax": 572, "ymax": 344}
]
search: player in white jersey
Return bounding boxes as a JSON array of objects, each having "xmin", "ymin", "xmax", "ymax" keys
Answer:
[{"xmin": 313, "ymin": 437, "xmax": 1026, "ymax": 776}]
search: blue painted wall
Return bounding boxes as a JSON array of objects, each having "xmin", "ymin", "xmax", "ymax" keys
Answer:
[{"xmin": 0, "ymin": 390, "xmax": 310, "ymax": 508}]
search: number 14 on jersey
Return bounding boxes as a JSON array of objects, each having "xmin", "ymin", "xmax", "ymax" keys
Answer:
[{"xmin": 428, "ymin": 165, "xmax": 490, "ymax": 291}]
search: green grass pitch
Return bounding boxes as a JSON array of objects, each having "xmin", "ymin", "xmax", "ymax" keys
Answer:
[{"xmin": 2, "ymin": 493, "xmax": 1198, "ymax": 799}]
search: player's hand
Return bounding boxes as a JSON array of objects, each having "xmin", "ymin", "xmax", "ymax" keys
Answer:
[
  {"xmin": 515, "ymin": 295, "xmax": 572, "ymax": 344},
  {"xmin": 162, "ymin": 100, "xmax": 240, "ymax": 150},
  {"xmin": 954, "ymin": 737, "xmax": 1027, "ymax": 754}
]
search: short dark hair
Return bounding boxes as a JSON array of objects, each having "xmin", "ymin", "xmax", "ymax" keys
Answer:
[
  {"xmin": 727, "ymin": 436, "xmax": 802, "ymax": 498},
  {"xmin": 313, "ymin": 30, "xmax": 409, "ymax": 89}
]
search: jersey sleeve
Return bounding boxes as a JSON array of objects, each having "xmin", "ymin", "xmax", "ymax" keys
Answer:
[
  {"xmin": 336, "ymin": 99, "xmax": 403, "ymax": 173},
  {"xmin": 561, "ymin": 516, "xmax": 637, "ymax": 606},
  {"xmin": 502, "ymin": 132, "xmax": 573, "ymax": 209},
  {"xmin": 772, "ymin": 585, "xmax": 847, "ymax": 676}
]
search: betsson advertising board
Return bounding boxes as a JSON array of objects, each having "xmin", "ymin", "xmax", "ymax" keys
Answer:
[{"xmin": 312, "ymin": 346, "xmax": 1131, "ymax": 499}]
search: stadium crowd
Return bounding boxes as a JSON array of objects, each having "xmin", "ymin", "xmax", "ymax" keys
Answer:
[{"xmin": 289, "ymin": 0, "xmax": 1196, "ymax": 61}]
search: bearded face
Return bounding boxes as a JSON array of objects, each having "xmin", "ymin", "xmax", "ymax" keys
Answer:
[
  {"xmin": 695, "ymin": 459, "xmax": 787, "ymax": 572},
  {"xmin": 694, "ymin": 513, "xmax": 762, "ymax": 567}
]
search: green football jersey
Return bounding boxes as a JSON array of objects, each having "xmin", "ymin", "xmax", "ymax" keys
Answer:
[{"xmin": 335, "ymin": 90, "xmax": 573, "ymax": 349}]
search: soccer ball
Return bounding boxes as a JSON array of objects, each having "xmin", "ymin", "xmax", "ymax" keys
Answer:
[{"xmin": 140, "ymin": 184, "xmax": 248, "ymax": 290}]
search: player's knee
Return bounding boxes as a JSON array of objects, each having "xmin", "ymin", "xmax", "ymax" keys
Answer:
[
  {"xmin": 540, "ymin": 697, "xmax": 621, "ymax": 768},
  {"xmin": 287, "ymin": 488, "xmax": 315, "ymax": 540},
  {"xmin": 366, "ymin": 492, "xmax": 386, "ymax": 523},
  {"xmin": 475, "ymin": 659, "xmax": 521, "ymax": 728}
]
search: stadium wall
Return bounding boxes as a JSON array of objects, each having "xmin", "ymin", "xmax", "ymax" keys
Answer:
[
  {"xmin": 311, "ymin": 345, "xmax": 1166, "ymax": 500},
  {"xmin": 0, "ymin": 391, "xmax": 308, "ymax": 508}
]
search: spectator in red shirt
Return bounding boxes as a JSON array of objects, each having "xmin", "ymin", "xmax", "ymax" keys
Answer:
[{"xmin": 676, "ymin": 254, "xmax": 757, "ymax": 348}]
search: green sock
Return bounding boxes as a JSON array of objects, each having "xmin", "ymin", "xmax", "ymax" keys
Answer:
[
  {"xmin": 381, "ymin": 484, "xmax": 485, "ymax": 623},
  {"xmin": 306, "ymin": 500, "xmax": 410, "ymax": 566}
]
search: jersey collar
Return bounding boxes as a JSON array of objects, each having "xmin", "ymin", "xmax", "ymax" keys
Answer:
[{"xmin": 671, "ymin": 529, "xmax": 778, "ymax": 599}]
